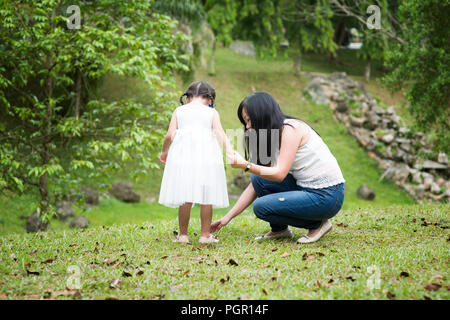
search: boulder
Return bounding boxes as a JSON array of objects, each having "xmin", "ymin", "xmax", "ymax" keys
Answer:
[
  {"xmin": 56, "ymin": 201, "xmax": 75, "ymax": 221},
  {"xmin": 380, "ymin": 163, "xmax": 410, "ymax": 185},
  {"xmin": 304, "ymin": 77, "xmax": 330, "ymax": 105},
  {"xmin": 109, "ymin": 181, "xmax": 140, "ymax": 203},
  {"xmin": 357, "ymin": 185, "xmax": 376, "ymax": 200},
  {"xmin": 81, "ymin": 186, "xmax": 99, "ymax": 206},
  {"xmin": 437, "ymin": 153, "xmax": 448, "ymax": 165},
  {"xmin": 421, "ymin": 160, "xmax": 448, "ymax": 170},
  {"xmin": 380, "ymin": 133, "xmax": 395, "ymax": 144},
  {"xmin": 70, "ymin": 216, "xmax": 89, "ymax": 229},
  {"xmin": 229, "ymin": 40, "xmax": 256, "ymax": 58},
  {"xmin": 336, "ymin": 100, "xmax": 349, "ymax": 113},
  {"xmin": 26, "ymin": 212, "xmax": 48, "ymax": 233},
  {"xmin": 350, "ymin": 116, "xmax": 365, "ymax": 127}
]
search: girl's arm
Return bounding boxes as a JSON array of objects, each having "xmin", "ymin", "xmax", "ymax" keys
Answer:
[
  {"xmin": 227, "ymin": 124, "xmax": 302, "ymax": 182},
  {"xmin": 160, "ymin": 110, "xmax": 178, "ymax": 162},
  {"xmin": 212, "ymin": 110, "xmax": 232, "ymax": 153},
  {"xmin": 210, "ymin": 182, "xmax": 257, "ymax": 233}
]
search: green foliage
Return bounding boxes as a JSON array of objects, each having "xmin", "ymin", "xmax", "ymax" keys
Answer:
[
  {"xmin": 203, "ymin": 0, "xmax": 238, "ymax": 46},
  {"xmin": 0, "ymin": 0, "xmax": 188, "ymax": 215},
  {"xmin": 383, "ymin": 0, "xmax": 450, "ymax": 154}
]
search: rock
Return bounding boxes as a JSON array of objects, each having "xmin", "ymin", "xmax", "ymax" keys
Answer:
[
  {"xmin": 422, "ymin": 174, "xmax": 434, "ymax": 190},
  {"xmin": 350, "ymin": 116, "xmax": 365, "ymax": 127},
  {"xmin": 328, "ymin": 72, "xmax": 348, "ymax": 81},
  {"xmin": 430, "ymin": 183, "xmax": 441, "ymax": 195},
  {"xmin": 357, "ymin": 185, "xmax": 376, "ymax": 200},
  {"xmin": 229, "ymin": 40, "xmax": 256, "ymax": 58},
  {"xmin": 336, "ymin": 100, "xmax": 349, "ymax": 113},
  {"xmin": 381, "ymin": 133, "xmax": 395, "ymax": 144},
  {"xmin": 380, "ymin": 163, "xmax": 410, "ymax": 186},
  {"xmin": 69, "ymin": 216, "xmax": 89, "ymax": 229},
  {"xmin": 421, "ymin": 160, "xmax": 447, "ymax": 170},
  {"xmin": 26, "ymin": 212, "xmax": 48, "ymax": 233},
  {"xmin": 109, "ymin": 181, "xmax": 140, "ymax": 203},
  {"xmin": 56, "ymin": 201, "xmax": 75, "ymax": 221},
  {"xmin": 413, "ymin": 185, "xmax": 425, "ymax": 199},
  {"xmin": 437, "ymin": 153, "xmax": 448, "ymax": 165},
  {"xmin": 367, "ymin": 111, "xmax": 380, "ymax": 129},
  {"xmin": 81, "ymin": 186, "xmax": 99, "ymax": 206},
  {"xmin": 304, "ymin": 77, "xmax": 330, "ymax": 105}
]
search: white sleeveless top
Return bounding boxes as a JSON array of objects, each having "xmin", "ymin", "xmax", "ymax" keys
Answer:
[{"xmin": 285, "ymin": 119, "xmax": 345, "ymax": 189}]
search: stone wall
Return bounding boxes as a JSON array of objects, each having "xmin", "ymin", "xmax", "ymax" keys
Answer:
[{"xmin": 304, "ymin": 72, "xmax": 449, "ymax": 203}]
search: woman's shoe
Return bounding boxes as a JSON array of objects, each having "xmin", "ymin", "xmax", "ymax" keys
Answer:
[
  {"xmin": 254, "ymin": 227, "xmax": 293, "ymax": 241},
  {"xmin": 199, "ymin": 234, "xmax": 219, "ymax": 244},
  {"xmin": 297, "ymin": 220, "xmax": 332, "ymax": 244},
  {"xmin": 172, "ymin": 235, "xmax": 190, "ymax": 243}
]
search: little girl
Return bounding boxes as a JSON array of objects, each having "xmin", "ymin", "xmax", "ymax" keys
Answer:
[{"xmin": 158, "ymin": 81, "xmax": 231, "ymax": 244}]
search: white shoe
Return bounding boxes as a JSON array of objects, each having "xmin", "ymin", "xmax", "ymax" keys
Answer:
[
  {"xmin": 172, "ymin": 235, "xmax": 190, "ymax": 243},
  {"xmin": 254, "ymin": 227, "xmax": 293, "ymax": 241},
  {"xmin": 199, "ymin": 234, "xmax": 219, "ymax": 244},
  {"xmin": 297, "ymin": 220, "xmax": 332, "ymax": 244}
]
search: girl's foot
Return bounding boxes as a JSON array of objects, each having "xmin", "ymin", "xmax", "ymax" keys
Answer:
[
  {"xmin": 297, "ymin": 220, "xmax": 332, "ymax": 244},
  {"xmin": 254, "ymin": 227, "xmax": 293, "ymax": 241},
  {"xmin": 199, "ymin": 234, "xmax": 219, "ymax": 244},
  {"xmin": 173, "ymin": 235, "xmax": 190, "ymax": 243}
]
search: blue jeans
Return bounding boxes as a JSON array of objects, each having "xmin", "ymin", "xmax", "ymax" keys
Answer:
[{"xmin": 251, "ymin": 174, "xmax": 345, "ymax": 232}]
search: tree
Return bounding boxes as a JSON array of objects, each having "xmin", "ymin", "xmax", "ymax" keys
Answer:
[
  {"xmin": 0, "ymin": 0, "xmax": 188, "ymax": 222},
  {"xmin": 281, "ymin": 0, "xmax": 337, "ymax": 74},
  {"xmin": 382, "ymin": 0, "xmax": 450, "ymax": 153}
]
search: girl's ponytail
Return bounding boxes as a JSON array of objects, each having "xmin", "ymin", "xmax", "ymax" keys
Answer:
[{"xmin": 179, "ymin": 81, "xmax": 216, "ymax": 108}]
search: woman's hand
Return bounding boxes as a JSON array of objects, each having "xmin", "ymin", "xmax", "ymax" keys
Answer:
[
  {"xmin": 226, "ymin": 150, "xmax": 246, "ymax": 169},
  {"xmin": 210, "ymin": 216, "xmax": 231, "ymax": 233},
  {"xmin": 159, "ymin": 151, "xmax": 168, "ymax": 163}
]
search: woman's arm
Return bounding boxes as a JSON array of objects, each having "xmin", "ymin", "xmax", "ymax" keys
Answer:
[
  {"xmin": 160, "ymin": 110, "xmax": 178, "ymax": 163},
  {"xmin": 227, "ymin": 124, "xmax": 302, "ymax": 182},
  {"xmin": 212, "ymin": 110, "xmax": 232, "ymax": 153},
  {"xmin": 210, "ymin": 182, "xmax": 257, "ymax": 233}
]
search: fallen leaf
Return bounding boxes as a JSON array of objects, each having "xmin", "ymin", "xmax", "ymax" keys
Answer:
[
  {"xmin": 42, "ymin": 258, "xmax": 55, "ymax": 264},
  {"xmin": 161, "ymin": 256, "xmax": 168, "ymax": 260},
  {"xmin": 386, "ymin": 291, "xmax": 396, "ymax": 300},
  {"xmin": 137, "ymin": 270, "xmax": 144, "ymax": 276},
  {"xmin": 0, "ymin": 294, "xmax": 7, "ymax": 299},
  {"xmin": 109, "ymin": 278, "xmax": 123, "ymax": 288},
  {"xmin": 400, "ymin": 271, "xmax": 409, "ymax": 277},
  {"xmin": 324, "ymin": 283, "xmax": 332, "ymax": 289},
  {"xmin": 345, "ymin": 276, "xmax": 355, "ymax": 282},
  {"xmin": 425, "ymin": 283, "xmax": 441, "ymax": 291},
  {"xmin": 173, "ymin": 230, "xmax": 178, "ymax": 236},
  {"xmin": 281, "ymin": 252, "xmax": 290, "ymax": 258},
  {"xmin": 307, "ymin": 254, "xmax": 315, "ymax": 260},
  {"xmin": 122, "ymin": 271, "xmax": 132, "ymax": 277},
  {"xmin": 69, "ymin": 244, "xmax": 78, "ymax": 247},
  {"xmin": 26, "ymin": 270, "xmax": 40, "ymax": 276},
  {"xmin": 316, "ymin": 280, "xmax": 321, "ymax": 288},
  {"xmin": 316, "ymin": 252, "xmax": 325, "ymax": 257},
  {"xmin": 271, "ymin": 276, "xmax": 277, "ymax": 281},
  {"xmin": 182, "ymin": 270, "xmax": 190, "ymax": 276},
  {"xmin": 271, "ymin": 248, "xmax": 278, "ymax": 252},
  {"xmin": 227, "ymin": 259, "xmax": 238, "ymax": 266},
  {"xmin": 262, "ymin": 288, "xmax": 268, "ymax": 295},
  {"xmin": 423, "ymin": 296, "xmax": 431, "ymax": 300}
]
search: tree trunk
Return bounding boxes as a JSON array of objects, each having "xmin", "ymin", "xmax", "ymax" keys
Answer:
[
  {"xmin": 294, "ymin": 54, "xmax": 302, "ymax": 75},
  {"xmin": 365, "ymin": 57, "xmax": 371, "ymax": 82},
  {"xmin": 75, "ymin": 68, "xmax": 82, "ymax": 120},
  {"xmin": 208, "ymin": 37, "xmax": 216, "ymax": 76}
]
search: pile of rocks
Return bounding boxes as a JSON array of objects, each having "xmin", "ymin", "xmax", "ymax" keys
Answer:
[{"xmin": 304, "ymin": 72, "xmax": 449, "ymax": 203}]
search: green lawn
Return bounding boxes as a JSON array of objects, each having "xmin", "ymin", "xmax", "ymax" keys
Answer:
[
  {"xmin": 1, "ymin": 47, "xmax": 448, "ymax": 300},
  {"xmin": 0, "ymin": 204, "xmax": 448, "ymax": 300}
]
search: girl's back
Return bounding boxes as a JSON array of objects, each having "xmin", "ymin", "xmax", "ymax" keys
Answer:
[{"xmin": 176, "ymin": 102, "xmax": 214, "ymax": 131}]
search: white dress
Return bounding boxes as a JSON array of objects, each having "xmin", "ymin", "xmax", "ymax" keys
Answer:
[{"xmin": 158, "ymin": 102, "xmax": 229, "ymax": 208}]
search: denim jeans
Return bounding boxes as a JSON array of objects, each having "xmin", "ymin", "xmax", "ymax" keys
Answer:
[{"xmin": 251, "ymin": 174, "xmax": 345, "ymax": 232}]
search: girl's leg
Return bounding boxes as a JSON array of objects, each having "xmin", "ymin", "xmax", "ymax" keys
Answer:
[
  {"xmin": 178, "ymin": 202, "xmax": 192, "ymax": 236},
  {"xmin": 200, "ymin": 204, "xmax": 213, "ymax": 238}
]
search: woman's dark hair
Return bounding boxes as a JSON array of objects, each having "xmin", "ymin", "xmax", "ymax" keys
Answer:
[
  {"xmin": 180, "ymin": 81, "xmax": 216, "ymax": 107},
  {"xmin": 237, "ymin": 92, "xmax": 318, "ymax": 166}
]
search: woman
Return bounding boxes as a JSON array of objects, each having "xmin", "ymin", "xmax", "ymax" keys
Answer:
[{"xmin": 211, "ymin": 92, "xmax": 345, "ymax": 243}]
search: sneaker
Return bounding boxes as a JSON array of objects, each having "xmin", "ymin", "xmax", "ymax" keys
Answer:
[{"xmin": 254, "ymin": 227, "xmax": 293, "ymax": 241}]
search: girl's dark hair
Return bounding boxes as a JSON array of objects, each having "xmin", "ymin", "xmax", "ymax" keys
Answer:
[
  {"xmin": 237, "ymin": 92, "xmax": 318, "ymax": 166},
  {"xmin": 180, "ymin": 81, "xmax": 216, "ymax": 107}
]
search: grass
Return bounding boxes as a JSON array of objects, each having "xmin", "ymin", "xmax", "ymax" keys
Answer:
[
  {"xmin": 0, "ymin": 204, "xmax": 448, "ymax": 300},
  {"xmin": 1, "ymin": 46, "xmax": 447, "ymax": 300}
]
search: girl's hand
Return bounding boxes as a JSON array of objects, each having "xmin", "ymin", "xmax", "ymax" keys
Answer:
[
  {"xmin": 226, "ymin": 150, "xmax": 246, "ymax": 168},
  {"xmin": 210, "ymin": 216, "xmax": 230, "ymax": 233},
  {"xmin": 159, "ymin": 151, "xmax": 168, "ymax": 163}
]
